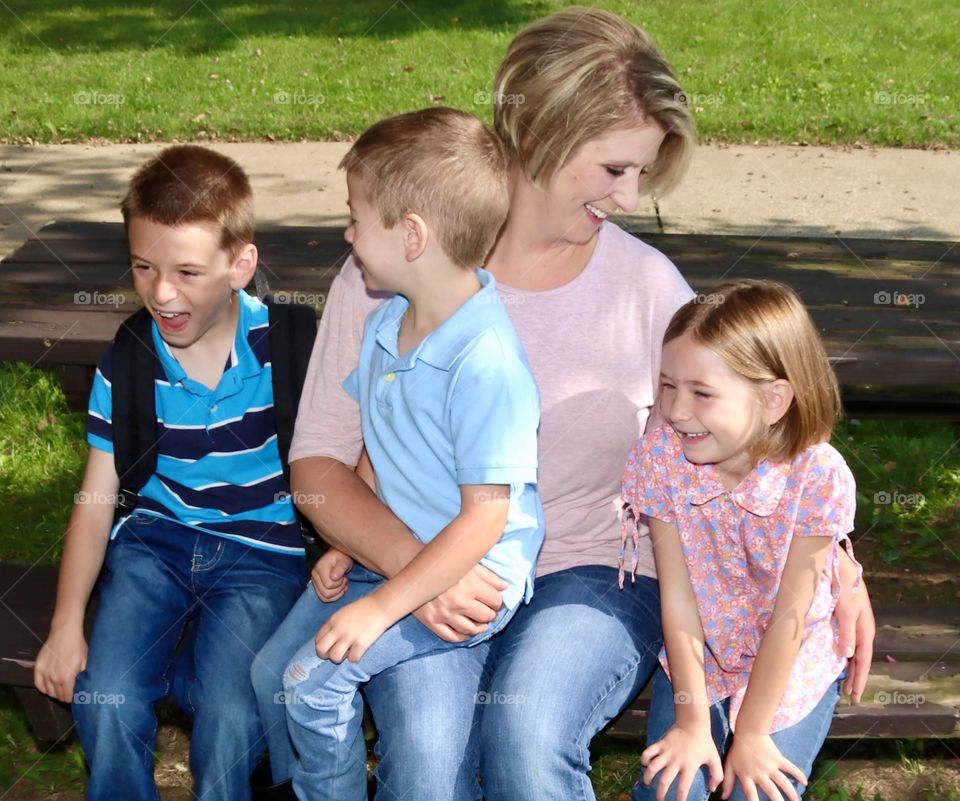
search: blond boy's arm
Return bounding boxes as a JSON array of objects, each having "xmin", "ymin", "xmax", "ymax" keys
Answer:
[
  {"xmin": 314, "ymin": 484, "xmax": 510, "ymax": 663},
  {"xmin": 34, "ymin": 447, "xmax": 119, "ymax": 703}
]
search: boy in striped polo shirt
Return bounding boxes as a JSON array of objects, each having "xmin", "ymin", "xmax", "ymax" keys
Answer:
[{"xmin": 34, "ymin": 145, "xmax": 306, "ymax": 801}]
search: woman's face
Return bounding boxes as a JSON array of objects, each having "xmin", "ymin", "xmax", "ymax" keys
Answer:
[{"xmin": 538, "ymin": 121, "xmax": 666, "ymax": 245}]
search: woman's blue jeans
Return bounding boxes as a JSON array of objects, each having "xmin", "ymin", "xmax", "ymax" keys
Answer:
[
  {"xmin": 72, "ymin": 514, "xmax": 304, "ymax": 801},
  {"xmin": 632, "ymin": 667, "xmax": 845, "ymax": 801},
  {"xmin": 252, "ymin": 564, "xmax": 663, "ymax": 800}
]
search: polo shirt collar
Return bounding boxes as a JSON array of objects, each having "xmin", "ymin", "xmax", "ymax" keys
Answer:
[
  {"xmin": 374, "ymin": 268, "xmax": 502, "ymax": 370},
  {"xmin": 686, "ymin": 453, "xmax": 790, "ymax": 517},
  {"xmin": 152, "ymin": 289, "xmax": 263, "ymax": 387}
]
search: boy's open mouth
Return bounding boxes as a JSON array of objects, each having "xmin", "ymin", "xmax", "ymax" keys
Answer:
[{"xmin": 155, "ymin": 310, "xmax": 190, "ymax": 333}]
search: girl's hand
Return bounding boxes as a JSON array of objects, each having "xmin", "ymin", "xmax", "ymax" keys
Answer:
[
  {"xmin": 314, "ymin": 595, "xmax": 391, "ymax": 664},
  {"xmin": 721, "ymin": 731, "xmax": 806, "ymax": 801},
  {"xmin": 641, "ymin": 723, "xmax": 723, "ymax": 801},
  {"xmin": 34, "ymin": 627, "xmax": 87, "ymax": 704}
]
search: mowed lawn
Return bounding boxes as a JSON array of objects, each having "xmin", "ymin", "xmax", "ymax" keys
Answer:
[{"xmin": 0, "ymin": 0, "xmax": 957, "ymax": 147}]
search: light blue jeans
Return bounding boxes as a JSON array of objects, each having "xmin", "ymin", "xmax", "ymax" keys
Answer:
[
  {"xmin": 72, "ymin": 514, "xmax": 304, "ymax": 801},
  {"xmin": 280, "ymin": 566, "xmax": 511, "ymax": 801},
  {"xmin": 253, "ymin": 564, "xmax": 663, "ymax": 801},
  {"xmin": 632, "ymin": 667, "xmax": 845, "ymax": 801}
]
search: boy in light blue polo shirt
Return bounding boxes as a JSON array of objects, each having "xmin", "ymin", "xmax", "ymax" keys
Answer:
[{"xmin": 281, "ymin": 107, "xmax": 544, "ymax": 801}]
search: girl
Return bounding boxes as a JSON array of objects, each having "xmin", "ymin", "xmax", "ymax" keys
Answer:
[{"xmin": 621, "ymin": 280, "xmax": 860, "ymax": 801}]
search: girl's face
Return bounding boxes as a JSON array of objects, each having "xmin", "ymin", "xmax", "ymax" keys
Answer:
[
  {"xmin": 659, "ymin": 332, "xmax": 767, "ymax": 489},
  {"xmin": 538, "ymin": 121, "xmax": 666, "ymax": 245}
]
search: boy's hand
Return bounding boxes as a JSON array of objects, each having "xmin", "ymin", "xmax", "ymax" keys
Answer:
[
  {"xmin": 311, "ymin": 548, "xmax": 354, "ymax": 602},
  {"xmin": 34, "ymin": 627, "xmax": 87, "ymax": 704},
  {"xmin": 641, "ymin": 723, "xmax": 722, "ymax": 801},
  {"xmin": 721, "ymin": 731, "xmax": 805, "ymax": 801},
  {"xmin": 414, "ymin": 563, "xmax": 506, "ymax": 643},
  {"xmin": 315, "ymin": 595, "xmax": 391, "ymax": 664}
]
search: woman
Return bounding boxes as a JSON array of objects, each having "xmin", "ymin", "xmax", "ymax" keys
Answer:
[{"xmin": 252, "ymin": 9, "xmax": 874, "ymax": 800}]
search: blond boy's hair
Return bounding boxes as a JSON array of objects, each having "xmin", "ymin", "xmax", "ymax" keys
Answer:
[
  {"xmin": 664, "ymin": 280, "xmax": 841, "ymax": 463},
  {"xmin": 340, "ymin": 107, "xmax": 509, "ymax": 268},
  {"xmin": 121, "ymin": 145, "xmax": 253, "ymax": 258},
  {"xmin": 493, "ymin": 7, "xmax": 696, "ymax": 196}
]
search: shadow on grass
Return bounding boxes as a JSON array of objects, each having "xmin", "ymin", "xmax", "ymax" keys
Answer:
[{"xmin": 0, "ymin": 0, "xmax": 552, "ymax": 54}]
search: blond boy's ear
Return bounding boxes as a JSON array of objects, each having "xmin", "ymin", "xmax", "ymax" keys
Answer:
[
  {"xmin": 762, "ymin": 378, "xmax": 795, "ymax": 425},
  {"xmin": 229, "ymin": 242, "xmax": 258, "ymax": 290},
  {"xmin": 401, "ymin": 213, "xmax": 429, "ymax": 262}
]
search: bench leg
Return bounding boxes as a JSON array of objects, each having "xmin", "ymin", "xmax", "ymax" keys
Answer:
[{"xmin": 13, "ymin": 686, "xmax": 76, "ymax": 744}]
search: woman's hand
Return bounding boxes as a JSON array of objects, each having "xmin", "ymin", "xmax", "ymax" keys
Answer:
[
  {"xmin": 315, "ymin": 595, "xmax": 391, "ymax": 664},
  {"xmin": 640, "ymin": 723, "xmax": 723, "ymax": 801},
  {"xmin": 721, "ymin": 731, "xmax": 805, "ymax": 801},
  {"xmin": 311, "ymin": 548, "xmax": 354, "ymax": 602},
  {"xmin": 834, "ymin": 549, "xmax": 874, "ymax": 703},
  {"xmin": 413, "ymin": 563, "xmax": 506, "ymax": 643},
  {"xmin": 34, "ymin": 627, "xmax": 87, "ymax": 704}
]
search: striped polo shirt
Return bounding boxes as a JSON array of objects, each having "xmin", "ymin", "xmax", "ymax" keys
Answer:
[{"xmin": 87, "ymin": 290, "xmax": 304, "ymax": 555}]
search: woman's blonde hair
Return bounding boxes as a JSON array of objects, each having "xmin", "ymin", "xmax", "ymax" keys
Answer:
[
  {"xmin": 664, "ymin": 280, "xmax": 842, "ymax": 463},
  {"xmin": 493, "ymin": 7, "xmax": 696, "ymax": 195}
]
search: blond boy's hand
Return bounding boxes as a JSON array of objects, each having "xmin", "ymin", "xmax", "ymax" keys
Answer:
[
  {"xmin": 315, "ymin": 595, "xmax": 391, "ymax": 664},
  {"xmin": 34, "ymin": 627, "xmax": 88, "ymax": 704},
  {"xmin": 311, "ymin": 548, "xmax": 354, "ymax": 602}
]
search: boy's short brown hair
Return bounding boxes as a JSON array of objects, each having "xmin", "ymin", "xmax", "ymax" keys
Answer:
[
  {"xmin": 339, "ymin": 107, "xmax": 509, "ymax": 268},
  {"xmin": 121, "ymin": 145, "xmax": 254, "ymax": 258}
]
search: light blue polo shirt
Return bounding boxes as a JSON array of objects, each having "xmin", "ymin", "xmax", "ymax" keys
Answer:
[{"xmin": 344, "ymin": 269, "xmax": 544, "ymax": 609}]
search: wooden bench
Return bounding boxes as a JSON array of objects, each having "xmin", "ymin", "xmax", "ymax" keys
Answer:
[
  {"xmin": 2, "ymin": 222, "xmax": 958, "ymax": 418},
  {"xmin": 2, "ymin": 222, "xmax": 958, "ymax": 742}
]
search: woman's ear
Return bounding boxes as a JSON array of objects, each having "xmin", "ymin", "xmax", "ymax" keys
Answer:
[
  {"xmin": 402, "ymin": 213, "xmax": 429, "ymax": 262},
  {"xmin": 762, "ymin": 379, "xmax": 795, "ymax": 425}
]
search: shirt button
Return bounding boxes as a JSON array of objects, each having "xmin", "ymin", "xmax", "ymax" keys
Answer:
[{"xmin": 384, "ymin": 373, "xmax": 396, "ymax": 383}]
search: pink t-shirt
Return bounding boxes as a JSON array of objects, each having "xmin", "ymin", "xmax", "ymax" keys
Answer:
[
  {"xmin": 622, "ymin": 424, "xmax": 856, "ymax": 731},
  {"xmin": 290, "ymin": 222, "xmax": 692, "ymax": 577}
]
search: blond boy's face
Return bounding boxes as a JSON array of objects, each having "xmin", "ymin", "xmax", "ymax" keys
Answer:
[
  {"xmin": 128, "ymin": 217, "xmax": 248, "ymax": 350},
  {"xmin": 344, "ymin": 172, "xmax": 406, "ymax": 292}
]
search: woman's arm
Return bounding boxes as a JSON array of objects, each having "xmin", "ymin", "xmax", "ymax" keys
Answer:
[
  {"xmin": 721, "ymin": 535, "xmax": 833, "ymax": 801},
  {"xmin": 640, "ymin": 517, "xmax": 722, "ymax": 801}
]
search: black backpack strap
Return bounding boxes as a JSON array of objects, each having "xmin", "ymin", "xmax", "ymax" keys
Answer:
[
  {"xmin": 265, "ymin": 297, "xmax": 324, "ymax": 559},
  {"xmin": 265, "ymin": 298, "xmax": 317, "ymax": 480},
  {"xmin": 111, "ymin": 307, "xmax": 159, "ymax": 520}
]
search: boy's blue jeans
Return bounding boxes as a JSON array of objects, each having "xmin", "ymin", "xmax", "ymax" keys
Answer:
[
  {"xmin": 632, "ymin": 666, "xmax": 845, "ymax": 801},
  {"xmin": 72, "ymin": 514, "xmax": 304, "ymax": 801},
  {"xmin": 281, "ymin": 566, "xmax": 512, "ymax": 801}
]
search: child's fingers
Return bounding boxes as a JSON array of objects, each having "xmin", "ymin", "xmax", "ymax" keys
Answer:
[
  {"xmin": 707, "ymin": 752, "xmax": 724, "ymax": 791},
  {"xmin": 770, "ymin": 769, "xmax": 801, "ymax": 801},
  {"xmin": 641, "ymin": 750, "xmax": 667, "ymax": 788},
  {"xmin": 755, "ymin": 776, "xmax": 784, "ymax": 801},
  {"xmin": 721, "ymin": 765, "xmax": 735, "ymax": 799},
  {"xmin": 778, "ymin": 756, "xmax": 807, "ymax": 791},
  {"xmin": 655, "ymin": 764, "xmax": 679, "ymax": 801}
]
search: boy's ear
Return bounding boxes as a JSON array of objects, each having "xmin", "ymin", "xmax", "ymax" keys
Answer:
[
  {"xmin": 762, "ymin": 379, "xmax": 794, "ymax": 425},
  {"xmin": 229, "ymin": 243, "xmax": 258, "ymax": 290},
  {"xmin": 401, "ymin": 213, "xmax": 429, "ymax": 262}
]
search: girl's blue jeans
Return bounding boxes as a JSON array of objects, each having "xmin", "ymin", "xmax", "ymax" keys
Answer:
[
  {"xmin": 72, "ymin": 514, "xmax": 304, "ymax": 801},
  {"xmin": 252, "ymin": 564, "xmax": 663, "ymax": 801},
  {"xmin": 632, "ymin": 667, "xmax": 845, "ymax": 801}
]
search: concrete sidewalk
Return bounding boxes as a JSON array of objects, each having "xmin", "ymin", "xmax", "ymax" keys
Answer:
[{"xmin": 1, "ymin": 142, "xmax": 957, "ymax": 261}]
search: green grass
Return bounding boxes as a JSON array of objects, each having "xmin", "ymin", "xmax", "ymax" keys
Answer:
[
  {"xmin": 0, "ymin": 364, "xmax": 86, "ymax": 565},
  {"xmin": 0, "ymin": 0, "xmax": 957, "ymax": 146}
]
